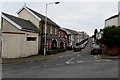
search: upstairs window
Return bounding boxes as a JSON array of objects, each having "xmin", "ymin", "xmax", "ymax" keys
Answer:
[
  {"xmin": 55, "ymin": 28, "xmax": 57, "ymax": 35},
  {"xmin": 50, "ymin": 26, "xmax": 53, "ymax": 34}
]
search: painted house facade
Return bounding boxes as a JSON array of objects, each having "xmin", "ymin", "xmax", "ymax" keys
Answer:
[
  {"xmin": 79, "ymin": 31, "xmax": 89, "ymax": 41},
  {"xmin": 98, "ymin": 13, "xmax": 120, "ymax": 55},
  {"xmin": 118, "ymin": 11, "xmax": 120, "ymax": 26},
  {"xmin": 1, "ymin": 12, "xmax": 40, "ymax": 58},
  {"xmin": 105, "ymin": 14, "xmax": 119, "ymax": 27},
  {"xmin": 118, "ymin": 1, "xmax": 120, "ymax": 26},
  {"xmin": 17, "ymin": 6, "xmax": 67, "ymax": 52},
  {"xmin": 58, "ymin": 28, "xmax": 68, "ymax": 50},
  {"xmin": 0, "ymin": 31, "xmax": 1, "ymax": 57},
  {"xmin": 64, "ymin": 28, "xmax": 80, "ymax": 49}
]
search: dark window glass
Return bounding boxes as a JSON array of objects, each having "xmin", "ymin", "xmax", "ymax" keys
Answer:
[{"xmin": 27, "ymin": 37, "xmax": 36, "ymax": 41}]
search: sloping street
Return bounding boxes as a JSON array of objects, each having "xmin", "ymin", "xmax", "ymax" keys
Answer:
[{"xmin": 2, "ymin": 38, "xmax": 118, "ymax": 78}]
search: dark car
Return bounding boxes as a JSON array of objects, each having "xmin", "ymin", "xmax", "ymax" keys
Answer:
[
  {"xmin": 74, "ymin": 45, "xmax": 81, "ymax": 52},
  {"xmin": 80, "ymin": 44, "xmax": 85, "ymax": 49},
  {"xmin": 74, "ymin": 43, "xmax": 81, "ymax": 52},
  {"xmin": 91, "ymin": 44, "xmax": 102, "ymax": 55}
]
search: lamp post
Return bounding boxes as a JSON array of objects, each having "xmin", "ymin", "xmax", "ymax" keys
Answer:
[{"xmin": 44, "ymin": 2, "xmax": 60, "ymax": 56}]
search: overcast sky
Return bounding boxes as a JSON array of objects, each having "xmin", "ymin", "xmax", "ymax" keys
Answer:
[{"xmin": 0, "ymin": 0, "xmax": 119, "ymax": 36}]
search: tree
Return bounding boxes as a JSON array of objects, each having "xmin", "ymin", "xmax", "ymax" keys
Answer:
[{"xmin": 99, "ymin": 26, "xmax": 120, "ymax": 48}]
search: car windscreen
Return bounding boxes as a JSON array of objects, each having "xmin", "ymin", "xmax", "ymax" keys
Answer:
[{"xmin": 92, "ymin": 45, "xmax": 100, "ymax": 49}]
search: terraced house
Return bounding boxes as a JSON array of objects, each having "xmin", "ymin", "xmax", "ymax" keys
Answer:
[
  {"xmin": 1, "ymin": 5, "xmax": 89, "ymax": 58},
  {"xmin": 58, "ymin": 28, "xmax": 68, "ymax": 50},
  {"xmin": 64, "ymin": 28, "xmax": 80, "ymax": 49},
  {"xmin": 17, "ymin": 5, "xmax": 67, "ymax": 54}
]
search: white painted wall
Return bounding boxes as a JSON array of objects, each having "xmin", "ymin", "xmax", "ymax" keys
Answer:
[
  {"xmin": 118, "ymin": 11, "xmax": 120, "ymax": 26},
  {"xmin": 105, "ymin": 17, "xmax": 118, "ymax": 27},
  {"xmin": 118, "ymin": 1, "xmax": 120, "ymax": 26},
  {"xmin": 18, "ymin": 8, "xmax": 41, "ymax": 51},
  {"xmin": 2, "ymin": 18, "xmax": 39, "ymax": 58},
  {"xmin": 0, "ymin": 34, "xmax": 1, "ymax": 57},
  {"xmin": 18, "ymin": 8, "xmax": 40, "ymax": 28},
  {"xmin": 2, "ymin": 33, "xmax": 38, "ymax": 58}
]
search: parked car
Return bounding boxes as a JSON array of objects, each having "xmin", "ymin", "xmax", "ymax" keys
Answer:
[
  {"xmin": 84, "ymin": 41, "xmax": 88, "ymax": 45},
  {"xmin": 74, "ymin": 45, "xmax": 81, "ymax": 52},
  {"xmin": 74, "ymin": 43, "xmax": 81, "ymax": 52},
  {"xmin": 80, "ymin": 44, "xmax": 85, "ymax": 49},
  {"xmin": 91, "ymin": 44, "xmax": 102, "ymax": 55}
]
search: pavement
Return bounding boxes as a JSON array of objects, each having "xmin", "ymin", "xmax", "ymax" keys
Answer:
[
  {"xmin": 100, "ymin": 53, "xmax": 119, "ymax": 59},
  {"xmin": 1, "ymin": 50, "xmax": 74, "ymax": 64},
  {"xmin": 1, "ymin": 50, "xmax": 119, "ymax": 64}
]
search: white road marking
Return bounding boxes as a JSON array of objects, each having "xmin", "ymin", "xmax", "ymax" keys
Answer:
[
  {"xmin": 66, "ymin": 57, "xmax": 74, "ymax": 62},
  {"xmin": 56, "ymin": 64, "xmax": 65, "ymax": 66},
  {"xmin": 66, "ymin": 57, "xmax": 75, "ymax": 64},
  {"xmin": 66, "ymin": 62, "xmax": 75, "ymax": 64},
  {"xmin": 77, "ymin": 61, "xmax": 84, "ymax": 63},
  {"xmin": 30, "ymin": 66, "xmax": 41, "ymax": 69},
  {"xmin": 43, "ymin": 65, "xmax": 51, "ymax": 67},
  {"xmin": 104, "ymin": 59, "xmax": 112, "ymax": 62}
]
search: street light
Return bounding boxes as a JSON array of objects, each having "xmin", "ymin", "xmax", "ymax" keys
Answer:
[{"xmin": 44, "ymin": 2, "xmax": 60, "ymax": 56}]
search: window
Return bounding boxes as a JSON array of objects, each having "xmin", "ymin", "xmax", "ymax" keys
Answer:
[
  {"xmin": 27, "ymin": 37, "xmax": 37, "ymax": 41},
  {"xmin": 62, "ymin": 32, "xmax": 64, "ymax": 37},
  {"xmin": 47, "ymin": 25, "xmax": 50, "ymax": 34},
  {"xmin": 50, "ymin": 26, "xmax": 52, "ymax": 34},
  {"xmin": 55, "ymin": 28, "xmax": 57, "ymax": 35}
]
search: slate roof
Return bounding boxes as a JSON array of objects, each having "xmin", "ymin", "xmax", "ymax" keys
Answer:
[
  {"xmin": 26, "ymin": 7, "xmax": 60, "ymax": 28},
  {"xmin": 59, "ymin": 28, "xmax": 67, "ymax": 33},
  {"xmin": 2, "ymin": 12, "xmax": 40, "ymax": 33},
  {"xmin": 64, "ymin": 28, "xmax": 79, "ymax": 35}
]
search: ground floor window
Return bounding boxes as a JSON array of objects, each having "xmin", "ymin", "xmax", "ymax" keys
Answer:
[{"xmin": 27, "ymin": 37, "xmax": 37, "ymax": 41}]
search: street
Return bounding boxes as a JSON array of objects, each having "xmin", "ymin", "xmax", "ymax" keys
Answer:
[{"xmin": 2, "ymin": 39, "xmax": 118, "ymax": 78}]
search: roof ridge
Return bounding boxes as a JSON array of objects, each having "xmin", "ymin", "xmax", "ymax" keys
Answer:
[
  {"xmin": 26, "ymin": 6, "xmax": 45, "ymax": 17},
  {"xmin": 25, "ymin": 6, "xmax": 60, "ymax": 27},
  {"xmin": 26, "ymin": 6, "xmax": 53, "ymax": 21}
]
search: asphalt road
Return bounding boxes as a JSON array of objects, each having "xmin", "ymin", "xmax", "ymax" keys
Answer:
[{"xmin": 2, "ymin": 39, "xmax": 119, "ymax": 78}]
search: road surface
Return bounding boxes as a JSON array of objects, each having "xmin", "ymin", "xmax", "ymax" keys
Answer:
[{"xmin": 2, "ymin": 38, "xmax": 118, "ymax": 78}]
